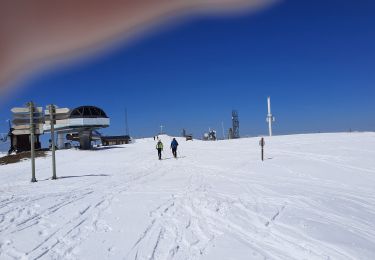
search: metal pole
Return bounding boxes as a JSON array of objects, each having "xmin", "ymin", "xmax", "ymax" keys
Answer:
[
  {"xmin": 49, "ymin": 105, "xmax": 57, "ymax": 180},
  {"xmin": 267, "ymin": 97, "xmax": 273, "ymax": 137},
  {"xmin": 268, "ymin": 97, "xmax": 272, "ymax": 137},
  {"xmin": 221, "ymin": 121, "xmax": 225, "ymax": 140},
  {"xmin": 29, "ymin": 102, "xmax": 37, "ymax": 182}
]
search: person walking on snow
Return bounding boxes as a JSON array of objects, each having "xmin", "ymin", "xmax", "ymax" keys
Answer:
[
  {"xmin": 156, "ymin": 140, "xmax": 163, "ymax": 160},
  {"xmin": 170, "ymin": 138, "xmax": 179, "ymax": 158}
]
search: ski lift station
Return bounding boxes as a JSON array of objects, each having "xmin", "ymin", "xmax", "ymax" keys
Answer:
[
  {"xmin": 43, "ymin": 106, "xmax": 109, "ymax": 130},
  {"xmin": 8, "ymin": 105, "xmax": 110, "ymax": 152},
  {"xmin": 43, "ymin": 106, "xmax": 110, "ymax": 150}
]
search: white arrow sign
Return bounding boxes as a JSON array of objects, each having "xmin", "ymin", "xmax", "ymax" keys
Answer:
[
  {"xmin": 12, "ymin": 129, "xmax": 43, "ymax": 135},
  {"xmin": 13, "ymin": 113, "xmax": 44, "ymax": 119},
  {"xmin": 11, "ymin": 107, "xmax": 43, "ymax": 113},
  {"xmin": 44, "ymin": 119, "xmax": 69, "ymax": 125},
  {"xmin": 13, "ymin": 124, "xmax": 44, "ymax": 130},
  {"xmin": 12, "ymin": 118, "xmax": 44, "ymax": 125},
  {"xmin": 45, "ymin": 108, "xmax": 70, "ymax": 115}
]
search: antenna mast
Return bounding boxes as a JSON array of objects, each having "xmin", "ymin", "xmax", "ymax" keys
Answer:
[
  {"xmin": 232, "ymin": 110, "xmax": 240, "ymax": 139},
  {"xmin": 266, "ymin": 97, "xmax": 275, "ymax": 136},
  {"xmin": 160, "ymin": 125, "xmax": 164, "ymax": 135}
]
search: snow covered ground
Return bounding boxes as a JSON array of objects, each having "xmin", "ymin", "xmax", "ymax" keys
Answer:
[{"xmin": 0, "ymin": 132, "xmax": 375, "ymax": 259}]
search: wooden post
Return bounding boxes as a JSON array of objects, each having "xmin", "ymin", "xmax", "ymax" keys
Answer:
[
  {"xmin": 49, "ymin": 105, "xmax": 57, "ymax": 180},
  {"xmin": 28, "ymin": 102, "xmax": 37, "ymax": 182},
  {"xmin": 259, "ymin": 137, "xmax": 265, "ymax": 161}
]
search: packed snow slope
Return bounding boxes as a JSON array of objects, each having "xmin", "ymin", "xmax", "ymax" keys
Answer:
[{"xmin": 1, "ymin": 133, "xmax": 375, "ymax": 260}]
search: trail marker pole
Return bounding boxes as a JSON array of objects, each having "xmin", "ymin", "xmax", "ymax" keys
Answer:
[
  {"xmin": 49, "ymin": 104, "xmax": 57, "ymax": 180},
  {"xmin": 259, "ymin": 137, "xmax": 265, "ymax": 161},
  {"xmin": 28, "ymin": 102, "xmax": 37, "ymax": 182}
]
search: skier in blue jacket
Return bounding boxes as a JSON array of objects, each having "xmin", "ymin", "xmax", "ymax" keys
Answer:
[{"xmin": 170, "ymin": 138, "xmax": 179, "ymax": 158}]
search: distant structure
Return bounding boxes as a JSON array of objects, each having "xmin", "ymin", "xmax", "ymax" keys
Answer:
[
  {"xmin": 11, "ymin": 135, "xmax": 41, "ymax": 153},
  {"xmin": 0, "ymin": 133, "xmax": 7, "ymax": 142},
  {"xmin": 182, "ymin": 129, "xmax": 193, "ymax": 141},
  {"xmin": 101, "ymin": 135, "xmax": 132, "ymax": 146},
  {"xmin": 221, "ymin": 121, "xmax": 225, "ymax": 140},
  {"xmin": 160, "ymin": 125, "xmax": 164, "ymax": 135},
  {"xmin": 266, "ymin": 97, "xmax": 275, "ymax": 136},
  {"xmin": 52, "ymin": 106, "xmax": 109, "ymax": 150},
  {"xmin": 0, "ymin": 130, "xmax": 12, "ymax": 154},
  {"xmin": 66, "ymin": 130, "xmax": 102, "ymax": 148},
  {"xmin": 8, "ymin": 104, "xmax": 110, "ymax": 152},
  {"xmin": 232, "ymin": 110, "xmax": 240, "ymax": 139},
  {"xmin": 203, "ymin": 129, "xmax": 217, "ymax": 141},
  {"xmin": 0, "ymin": 120, "xmax": 11, "ymax": 153},
  {"xmin": 228, "ymin": 128, "xmax": 233, "ymax": 139}
]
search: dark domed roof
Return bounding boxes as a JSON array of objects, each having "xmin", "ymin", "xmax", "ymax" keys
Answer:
[{"xmin": 69, "ymin": 106, "xmax": 108, "ymax": 118}]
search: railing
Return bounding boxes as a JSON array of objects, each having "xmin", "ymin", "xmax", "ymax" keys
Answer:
[{"xmin": 0, "ymin": 133, "xmax": 8, "ymax": 142}]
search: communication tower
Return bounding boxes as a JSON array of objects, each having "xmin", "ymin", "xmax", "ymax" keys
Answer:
[{"xmin": 232, "ymin": 110, "xmax": 240, "ymax": 139}]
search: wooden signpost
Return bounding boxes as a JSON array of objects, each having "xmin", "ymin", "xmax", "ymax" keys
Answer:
[
  {"xmin": 11, "ymin": 102, "xmax": 45, "ymax": 182},
  {"xmin": 29, "ymin": 102, "xmax": 37, "ymax": 182},
  {"xmin": 12, "ymin": 106, "xmax": 44, "ymax": 136},
  {"xmin": 47, "ymin": 105, "xmax": 57, "ymax": 180},
  {"xmin": 11, "ymin": 103, "xmax": 70, "ymax": 183}
]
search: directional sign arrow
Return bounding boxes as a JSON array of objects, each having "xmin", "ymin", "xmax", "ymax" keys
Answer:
[
  {"xmin": 44, "ymin": 114, "xmax": 69, "ymax": 121},
  {"xmin": 11, "ymin": 107, "xmax": 43, "ymax": 113},
  {"xmin": 12, "ymin": 129, "xmax": 43, "ymax": 135},
  {"xmin": 45, "ymin": 108, "xmax": 70, "ymax": 115},
  {"xmin": 13, "ymin": 124, "xmax": 44, "ymax": 130},
  {"xmin": 44, "ymin": 118, "xmax": 69, "ymax": 125},
  {"xmin": 13, "ymin": 113, "xmax": 44, "ymax": 119},
  {"xmin": 12, "ymin": 118, "xmax": 44, "ymax": 125}
]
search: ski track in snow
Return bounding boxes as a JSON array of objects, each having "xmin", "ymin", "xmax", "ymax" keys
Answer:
[{"xmin": 0, "ymin": 133, "xmax": 375, "ymax": 259}]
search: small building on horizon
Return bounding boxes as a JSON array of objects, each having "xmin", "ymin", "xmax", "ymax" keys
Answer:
[{"xmin": 101, "ymin": 135, "xmax": 132, "ymax": 146}]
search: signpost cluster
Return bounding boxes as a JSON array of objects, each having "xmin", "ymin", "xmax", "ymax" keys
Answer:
[{"xmin": 11, "ymin": 102, "xmax": 64, "ymax": 182}]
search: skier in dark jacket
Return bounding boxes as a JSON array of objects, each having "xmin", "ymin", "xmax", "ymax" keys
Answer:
[
  {"xmin": 156, "ymin": 140, "xmax": 163, "ymax": 160},
  {"xmin": 170, "ymin": 138, "xmax": 179, "ymax": 158}
]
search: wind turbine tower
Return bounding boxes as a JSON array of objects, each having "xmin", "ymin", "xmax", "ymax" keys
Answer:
[{"xmin": 266, "ymin": 97, "xmax": 275, "ymax": 136}]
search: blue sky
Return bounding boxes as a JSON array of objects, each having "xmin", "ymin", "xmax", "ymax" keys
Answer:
[{"xmin": 1, "ymin": 0, "xmax": 375, "ymax": 138}]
